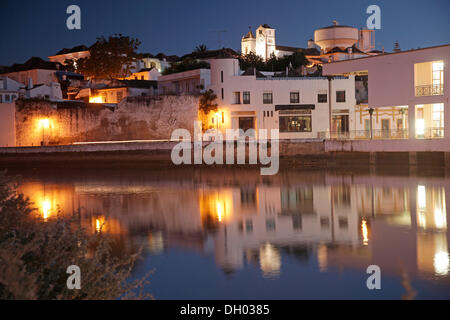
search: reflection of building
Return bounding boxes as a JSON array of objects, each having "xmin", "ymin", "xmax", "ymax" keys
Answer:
[{"xmin": 17, "ymin": 170, "xmax": 450, "ymax": 279}]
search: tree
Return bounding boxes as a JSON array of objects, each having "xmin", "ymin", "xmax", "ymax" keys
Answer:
[
  {"xmin": 77, "ymin": 34, "xmax": 141, "ymax": 79},
  {"xmin": 239, "ymin": 52, "xmax": 265, "ymax": 71},
  {"xmin": 194, "ymin": 44, "xmax": 208, "ymax": 53},
  {"xmin": 198, "ymin": 89, "xmax": 218, "ymax": 132}
]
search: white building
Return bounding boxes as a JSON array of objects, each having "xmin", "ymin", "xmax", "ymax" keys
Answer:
[
  {"xmin": 158, "ymin": 68, "xmax": 211, "ymax": 95},
  {"xmin": 208, "ymin": 58, "xmax": 356, "ymax": 139},
  {"xmin": 0, "ymin": 76, "xmax": 24, "ymax": 103},
  {"xmin": 242, "ymin": 21, "xmax": 379, "ymax": 63},
  {"xmin": 323, "ymin": 43, "xmax": 450, "ymax": 151}
]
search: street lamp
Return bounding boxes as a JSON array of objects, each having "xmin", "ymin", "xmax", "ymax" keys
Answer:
[
  {"xmin": 39, "ymin": 118, "xmax": 50, "ymax": 146},
  {"xmin": 368, "ymin": 108, "xmax": 374, "ymax": 140}
]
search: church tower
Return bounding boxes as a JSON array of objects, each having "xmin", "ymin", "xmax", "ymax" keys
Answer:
[
  {"xmin": 255, "ymin": 24, "xmax": 276, "ymax": 60},
  {"xmin": 241, "ymin": 24, "xmax": 276, "ymax": 61},
  {"xmin": 241, "ymin": 27, "xmax": 256, "ymax": 55}
]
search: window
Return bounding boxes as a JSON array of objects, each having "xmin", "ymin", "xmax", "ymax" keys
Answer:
[
  {"xmin": 221, "ymin": 71, "xmax": 223, "ymax": 83},
  {"xmin": 318, "ymin": 93, "xmax": 327, "ymax": 103},
  {"xmin": 221, "ymin": 88, "xmax": 224, "ymax": 100},
  {"xmin": 0, "ymin": 95, "xmax": 2, "ymax": 103},
  {"xmin": 290, "ymin": 91, "xmax": 299, "ymax": 104},
  {"xmin": 432, "ymin": 61, "xmax": 444, "ymax": 95},
  {"xmin": 336, "ymin": 91, "xmax": 346, "ymax": 102},
  {"xmin": 266, "ymin": 218, "xmax": 276, "ymax": 232},
  {"xmin": 245, "ymin": 220, "xmax": 253, "ymax": 233},
  {"xmin": 279, "ymin": 114, "xmax": 312, "ymax": 132},
  {"xmin": 243, "ymin": 91, "xmax": 250, "ymax": 104},
  {"xmin": 4, "ymin": 94, "xmax": 10, "ymax": 102},
  {"xmin": 116, "ymin": 91, "xmax": 123, "ymax": 102},
  {"xmin": 233, "ymin": 92, "xmax": 241, "ymax": 104},
  {"xmin": 263, "ymin": 92, "xmax": 273, "ymax": 104}
]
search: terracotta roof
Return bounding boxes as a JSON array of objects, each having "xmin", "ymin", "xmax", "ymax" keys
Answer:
[
  {"xmin": 243, "ymin": 30, "xmax": 255, "ymax": 39},
  {"xmin": 55, "ymin": 45, "xmax": 89, "ymax": 55},
  {"xmin": 276, "ymin": 45, "xmax": 320, "ymax": 56},
  {"xmin": 1, "ymin": 57, "xmax": 60, "ymax": 73}
]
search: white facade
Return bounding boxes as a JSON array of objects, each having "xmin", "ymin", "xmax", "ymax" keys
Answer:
[
  {"xmin": 27, "ymin": 82, "xmax": 63, "ymax": 100},
  {"xmin": 158, "ymin": 69, "xmax": 211, "ymax": 95},
  {"xmin": 323, "ymin": 44, "xmax": 450, "ymax": 150},
  {"xmin": 208, "ymin": 59, "xmax": 356, "ymax": 139},
  {"xmin": 0, "ymin": 76, "xmax": 24, "ymax": 103},
  {"xmin": 242, "ymin": 25, "xmax": 277, "ymax": 60}
]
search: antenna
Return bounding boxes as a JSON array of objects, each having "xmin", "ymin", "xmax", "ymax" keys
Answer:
[{"xmin": 211, "ymin": 30, "xmax": 227, "ymax": 48}]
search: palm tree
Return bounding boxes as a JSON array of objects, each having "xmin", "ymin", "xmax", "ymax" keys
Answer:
[
  {"xmin": 194, "ymin": 44, "xmax": 208, "ymax": 53},
  {"xmin": 198, "ymin": 89, "xmax": 218, "ymax": 132}
]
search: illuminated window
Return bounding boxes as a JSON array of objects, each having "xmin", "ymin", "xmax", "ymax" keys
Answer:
[{"xmin": 243, "ymin": 91, "xmax": 250, "ymax": 104}]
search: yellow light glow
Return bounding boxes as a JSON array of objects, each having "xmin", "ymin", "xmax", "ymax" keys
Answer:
[
  {"xmin": 415, "ymin": 119, "xmax": 425, "ymax": 135},
  {"xmin": 259, "ymin": 243, "xmax": 281, "ymax": 278},
  {"xmin": 361, "ymin": 219, "xmax": 369, "ymax": 245},
  {"xmin": 39, "ymin": 118, "xmax": 50, "ymax": 129},
  {"xmin": 89, "ymin": 96, "xmax": 103, "ymax": 103},
  {"xmin": 95, "ymin": 217, "xmax": 105, "ymax": 233},
  {"xmin": 216, "ymin": 200, "xmax": 225, "ymax": 222},
  {"xmin": 41, "ymin": 199, "xmax": 51, "ymax": 220},
  {"xmin": 418, "ymin": 185, "xmax": 426, "ymax": 209},
  {"xmin": 434, "ymin": 208, "xmax": 447, "ymax": 229},
  {"xmin": 434, "ymin": 251, "xmax": 449, "ymax": 276}
]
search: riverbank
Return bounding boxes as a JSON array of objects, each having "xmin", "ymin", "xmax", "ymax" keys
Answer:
[{"xmin": 0, "ymin": 139, "xmax": 448, "ymax": 169}]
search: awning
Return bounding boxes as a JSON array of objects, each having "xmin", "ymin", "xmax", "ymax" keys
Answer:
[{"xmin": 275, "ymin": 104, "xmax": 315, "ymax": 111}]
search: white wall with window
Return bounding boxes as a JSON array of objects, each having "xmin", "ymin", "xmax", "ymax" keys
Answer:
[{"xmin": 208, "ymin": 58, "xmax": 356, "ymax": 139}]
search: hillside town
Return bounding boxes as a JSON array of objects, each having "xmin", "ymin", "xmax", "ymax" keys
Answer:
[{"xmin": 0, "ymin": 20, "xmax": 449, "ymax": 166}]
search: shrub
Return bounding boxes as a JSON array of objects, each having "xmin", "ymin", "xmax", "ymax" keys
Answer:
[{"xmin": 0, "ymin": 172, "xmax": 152, "ymax": 300}]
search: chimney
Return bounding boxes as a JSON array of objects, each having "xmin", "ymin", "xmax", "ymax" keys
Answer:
[
  {"xmin": 27, "ymin": 77, "xmax": 33, "ymax": 89},
  {"xmin": 307, "ymin": 39, "xmax": 315, "ymax": 49}
]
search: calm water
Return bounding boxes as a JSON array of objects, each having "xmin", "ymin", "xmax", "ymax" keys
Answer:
[{"xmin": 7, "ymin": 166, "xmax": 450, "ymax": 299}]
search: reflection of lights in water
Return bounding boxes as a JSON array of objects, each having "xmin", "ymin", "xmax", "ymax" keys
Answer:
[
  {"xmin": 95, "ymin": 219, "xmax": 102, "ymax": 233},
  {"xmin": 434, "ymin": 208, "xmax": 447, "ymax": 229},
  {"xmin": 361, "ymin": 219, "xmax": 369, "ymax": 245},
  {"xmin": 148, "ymin": 232, "xmax": 164, "ymax": 254},
  {"xmin": 41, "ymin": 199, "xmax": 51, "ymax": 220},
  {"xmin": 434, "ymin": 251, "xmax": 449, "ymax": 276},
  {"xmin": 417, "ymin": 185, "xmax": 426, "ymax": 209},
  {"xmin": 216, "ymin": 201, "xmax": 223, "ymax": 222},
  {"xmin": 259, "ymin": 243, "xmax": 281, "ymax": 278}
]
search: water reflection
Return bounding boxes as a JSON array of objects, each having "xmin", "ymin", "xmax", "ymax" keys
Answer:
[{"xmin": 13, "ymin": 168, "xmax": 450, "ymax": 295}]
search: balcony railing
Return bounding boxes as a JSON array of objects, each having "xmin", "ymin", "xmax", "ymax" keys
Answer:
[
  {"xmin": 318, "ymin": 129, "xmax": 409, "ymax": 140},
  {"xmin": 319, "ymin": 128, "xmax": 445, "ymax": 140},
  {"xmin": 415, "ymin": 84, "xmax": 443, "ymax": 96},
  {"xmin": 416, "ymin": 127, "xmax": 444, "ymax": 139}
]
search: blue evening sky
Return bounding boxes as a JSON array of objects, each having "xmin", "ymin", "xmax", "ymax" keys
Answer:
[{"xmin": 0, "ymin": 0, "xmax": 449, "ymax": 65}]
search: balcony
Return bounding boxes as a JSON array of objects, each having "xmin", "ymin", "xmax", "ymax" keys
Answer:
[
  {"xmin": 318, "ymin": 129, "xmax": 409, "ymax": 140},
  {"xmin": 415, "ymin": 84, "xmax": 443, "ymax": 96}
]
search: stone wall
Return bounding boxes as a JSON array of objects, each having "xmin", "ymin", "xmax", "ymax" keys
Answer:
[
  {"xmin": 0, "ymin": 103, "xmax": 16, "ymax": 147},
  {"xmin": 15, "ymin": 95, "xmax": 199, "ymax": 146}
]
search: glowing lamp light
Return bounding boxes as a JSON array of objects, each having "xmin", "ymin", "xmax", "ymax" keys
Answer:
[
  {"xmin": 416, "ymin": 119, "xmax": 425, "ymax": 136},
  {"xmin": 89, "ymin": 96, "xmax": 103, "ymax": 103},
  {"xmin": 39, "ymin": 118, "xmax": 50, "ymax": 129},
  {"xmin": 361, "ymin": 219, "xmax": 369, "ymax": 245},
  {"xmin": 41, "ymin": 199, "xmax": 51, "ymax": 220}
]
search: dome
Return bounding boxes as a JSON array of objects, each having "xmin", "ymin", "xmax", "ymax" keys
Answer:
[{"xmin": 314, "ymin": 20, "xmax": 359, "ymax": 52}]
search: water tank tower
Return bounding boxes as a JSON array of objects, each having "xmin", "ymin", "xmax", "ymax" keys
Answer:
[{"xmin": 314, "ymin": 20, "xmax": 359, "ymax": 52}]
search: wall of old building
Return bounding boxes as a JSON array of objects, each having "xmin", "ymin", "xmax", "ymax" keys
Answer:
[
  {"xmin": 15, "ymin": 95, "xmax": 199, "ymax": 146},
  {"xmin": 0, "ymin": 103, "xmax": 16, "ymax": 147}
]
